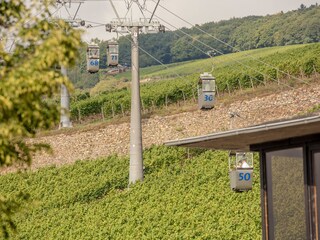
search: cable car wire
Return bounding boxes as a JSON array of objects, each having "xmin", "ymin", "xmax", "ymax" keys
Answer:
[
  {"xmin": 118, "ymin": 31, "xmax": 196, "ymax": 83},
  {"xmin": 54, "ymin": 1, "xmax": 314, "ymax": 89},
  {"xmin": 44, "ymin": 9, "xmax": 315, "ymax": 94},
  {"xmin": 118, "ymin": 29, "xmax": 292, "ymax": 100},
  {"xmin": 23, "ymin": 2, "xmax": 316, "ymax": 95},
  {"xmin": 75, "ymin": 18, "xmax": 298, "ymax": 91},
  {"xmin": 152, "ymin": 0, "xmax": 313, "ymax": 87},
  {"xmin": 144, "ymin": 9, "xmax": 298, "ymax": 90},
  {"xmin": 162, "ymin": 25, "xmax": 296, "ymax": 91}
]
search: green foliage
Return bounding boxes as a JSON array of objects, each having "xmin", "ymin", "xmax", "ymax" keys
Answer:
[
  {"xmin": 213, "ymin": 43, "xmax": 320, "ymax": 92},
  {"xmin": 0, "ymin": 146, "xmax": 261, "ymax": 239},
  {"xmin": 71, "ymin": 43, "xmax": 320, "ymax": 120},
  {"xmin": 308, "ymin": 104, "xmax": 320, "ymax": 114},
  {"xmin": 0, "ymin": 0, "xmax": 82, "ymax": 166},
  {"xmin": 0, "ymin": 0, "xmax": 82, "ymax": 237},
  {"xmin": 115, "ymin": 4, "xmax": 320, "ymax": 68},
  {"xmin": 0, "ymin": 193, "xmax": 30, "ymax": 239},
  {"xmin": 71, "ymin": 74, "xmax": 197, "ymax": 119},
  {"xmin": 68, "ymin": 5, "xmax": 320, "ymax": 89}
]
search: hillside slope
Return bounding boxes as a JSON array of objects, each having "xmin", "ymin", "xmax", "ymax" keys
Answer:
[
  {"xmin": 0, "ymin": 147, "xmax": 261, "ymax": 239},
  {"xmin": 27, "ymin": 81, "xmax": 320, "ymax": 170},
  {"xmin": 117, "ymin": 4, "xmax": 320, "ymax": 67}
]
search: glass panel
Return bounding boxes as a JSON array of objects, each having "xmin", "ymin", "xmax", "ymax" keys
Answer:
[
  {"xmin": 266, "ymin": 148, "xmax": 306, "ymax": 240},
  {"xmin": 89, "ymin": 48, "xmax": 99, "ymax": 58},
  {"xmin": 312, "ymin": 151, "xmax": 320, "ymax": 238},
  {"xmin": 109, "ymin": 45, "xmax": 118, "ymax": 54},
  {"xmin": 202, "ymin": 80, "xmax": 215, "ymax": 91}
]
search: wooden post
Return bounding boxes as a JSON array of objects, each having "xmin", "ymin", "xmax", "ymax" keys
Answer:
[
  {"xmin": 152, "ymin": 100, "xmax": 155, "ymax": 110},
  {"xmin": 101, "ymin": 105, "xmax": 105, "ymax": 121},
  {"xmin": 121, "ymin": 103, "xmax": 125, "ymax": 117},
  {"xmin": 250, "ymin": 76, "xmax": 254, "ymax": 89},
  {"xmin": 141, "ymin": 99, "xmax": 145, "ymax": 113},
  {"xmin": 227, "ymin": 82, "xmax": 231, "ymax": 95},
  {"xmin": 238, "ymin": 79, "xmax": 242, "ymax": 91},
  {"xmin": 313, "ymin": 65, "xmax": 319, "ymax": 77},
  {"xmin": 216, "ymin": 85, "xmax": 219, "ymax": 97},
  {"xmin": 182, "ymin": 90, "xmax": 186, "ymax": 104},
  {"xmin": 300, "ymin": 67, "xmax": 305, "ymax": 79},
  {"xmin": 165, "ymin": 94, "xmax": 168, "ymax": 108},
  {"xmin": 111, "ymin": 103, "xmax": 115, "ymax": 118},
  {"xmin": 78, "ymin": 106, "xmax": 81, "ymax": 122},
  {"xmin": 192, "ymin": 88, "xmax": 197, "ymax": 102}
]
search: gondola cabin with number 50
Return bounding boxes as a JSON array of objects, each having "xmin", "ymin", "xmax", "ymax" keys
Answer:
[
  {"xmin": 86, "ymin": 44, "xmax": 100, "ymax": 73},
  {"xmin": 229, "ymin": 152, "xmax": 253, "ymax": 191},
  {"xmin": 198, "ymin": 72, "xmax": 216, "ymax": 109}
]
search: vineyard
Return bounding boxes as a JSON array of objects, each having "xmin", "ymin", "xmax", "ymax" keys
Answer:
[
  {"xmin": 0, "ymin": 146, "xmax": 261, "ymax": 239},
  {"xmin": 70, "ymin": 43, "xmax": 320, "ymax": 121}
]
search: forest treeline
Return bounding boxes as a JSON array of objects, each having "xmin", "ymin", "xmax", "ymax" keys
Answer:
[
  {"xmin": 69, "ymin": 4, "xmax": 319, "ymax": 88},
  {"xmin": 120, "ymin": 4, "xmax": 319, "ymax": 67}
]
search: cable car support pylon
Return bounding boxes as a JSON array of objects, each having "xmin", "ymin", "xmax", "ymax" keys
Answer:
[{"xmin": 106, "ymin": 0, "xmax": 165, "ymax": 185}]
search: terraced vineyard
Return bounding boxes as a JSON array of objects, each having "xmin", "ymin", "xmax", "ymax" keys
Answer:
[
  {"xmin": 1, "ymin": 43, "xmax": 320, "ymax": 239},
  {"xmin": 71, "ymin": 43, "xmax": 320, "ymax": 121},
  {"xmin": 0, "ymin": 146, "xmax": 261, "ymax": 239}
]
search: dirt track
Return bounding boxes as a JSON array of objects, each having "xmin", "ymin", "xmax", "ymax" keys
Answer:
[{"xmin": 27, "ymin": 83, "xmax": 320, "ymax": 170}]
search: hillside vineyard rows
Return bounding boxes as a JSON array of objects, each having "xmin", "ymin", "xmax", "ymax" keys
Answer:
[
  {"xmin": 0, "ymin": 147, "xmax": 262, "ymax": 239},
  {"xmin": 70, "ymin": 44, "xmax": 320, "ymax": 120},
  {"xmin": 1, "ymin": 3, "xmax": 320, "ymax": 239},
  {"xmin": 26, "ymin": 80, "xmax": 320, "ymax": 171}
]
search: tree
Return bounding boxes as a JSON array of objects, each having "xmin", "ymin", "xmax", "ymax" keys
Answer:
[
  {"xmin": 0, "ymin": 0, "xmax": 82, "ymax": 237},
  {"xmin": 299, "ymin": 4, "xmax": 307, "ymax": 10}
]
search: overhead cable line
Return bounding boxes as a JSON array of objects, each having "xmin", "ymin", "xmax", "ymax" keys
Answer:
[
  {"xmin": 162, "ymin": 25, "xmax": 294, "ymax": 91},
  {"xmin": 145, "ymin": 8, "xmax": 297, "ymax": 90},
  {"xmin": 119, "ymin": 29, "xmax": 291, "ymax": 97},
  {"xmin": 153, "ymin": 0, "xmax": 313, "ymax": 87},
  {"xmin": 79, "ymin": 18, "xmax": 296, "ymax": 91},
  {"xmin": 118, "ymin": 32, "xmax": 193, "ymax": 83}
]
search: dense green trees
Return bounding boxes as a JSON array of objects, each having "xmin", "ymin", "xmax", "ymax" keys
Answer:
[
  {"xmin": 69, "ymin": 5, "xmax": 319, "ymax": 89},
  {"xmin": 117, "ymin": 4, "xmax": 320, "ymax": 67},
  {"xmin": 0, "ymin": 0, "xmax": 81, "ymax": 237}
]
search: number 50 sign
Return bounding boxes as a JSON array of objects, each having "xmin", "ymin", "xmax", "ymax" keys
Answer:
[
  {"xmin": 230, "ymin": 169, "xmax": 253, "ymax": 191},
  {"xmin": 239, "ymin": 172, "xmax": 251, "ymax": 181}
]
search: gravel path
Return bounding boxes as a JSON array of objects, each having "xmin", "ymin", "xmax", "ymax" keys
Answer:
[{"xmin": 28, "ymin": 83, "xmax": 320, "ymax": 169}]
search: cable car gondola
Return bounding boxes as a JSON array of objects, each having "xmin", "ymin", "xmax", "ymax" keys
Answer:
[
  {"xmin": 228, "ymin": 151, "xmax": 253, "ymax": 191},
  {"xmin": 86, "ymin": 44, "xmax": 100, "ymax": 73},
  {"xmin": 198, "ymin": 72, "xmax": 216, "ymax": 109},
  {"xmin": 107, "ymin": 41, "xmax": 119, "ymax": 67}
]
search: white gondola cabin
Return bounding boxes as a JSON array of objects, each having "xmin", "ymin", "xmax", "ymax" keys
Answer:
[
  {"xmin": 198, "ymin": 72, "xmax": 216, "ymax": 109},
  {"xmin": 86, "ymin": 44, "xmax": 100, "ymax": 73},
  {"xmin": 228, "ymin": 152, "xmax": 253, "ymax": 191},
  {"xmin": 107, "ymin": 41, "xmax": 119, "ymax": 67}
]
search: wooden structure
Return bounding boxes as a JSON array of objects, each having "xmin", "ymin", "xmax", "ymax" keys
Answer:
[{"xmin": 166, "ymin": 115, "xmax": 320, "ymax": 240}]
